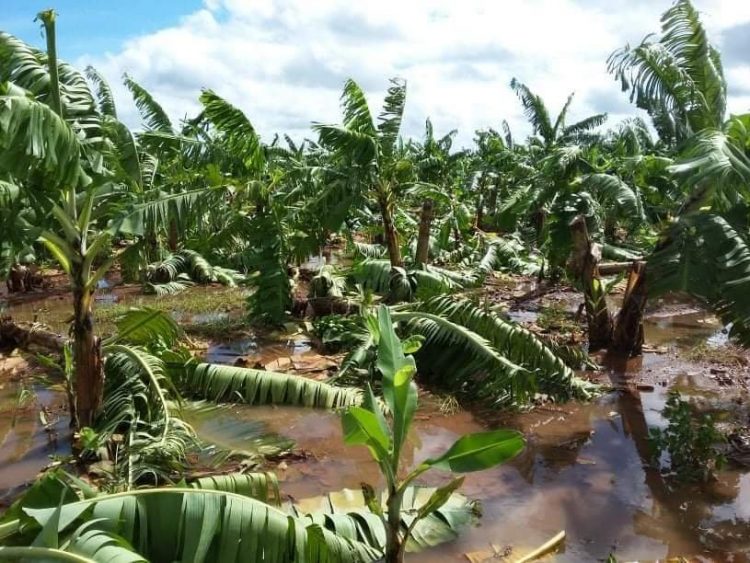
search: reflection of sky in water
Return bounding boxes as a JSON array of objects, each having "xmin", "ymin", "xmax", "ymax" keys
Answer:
[
  {"xmin": 205, "ymin": 337, "xmax": 312, "ymax": 365},
  {"xmin": 204, "ymin": 338, "xmax": 257, "ymax": 364},
  {"xmin": 0, "ymin": 383, "xmax": 71, "ymax": 499},
  {"xmin": 712, "ymin": 472, "xmax": 750, "ymax": 523}
]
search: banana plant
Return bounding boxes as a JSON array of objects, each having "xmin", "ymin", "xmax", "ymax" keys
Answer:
[
  {"xmin": 0, "ymin": 472, "xmax": 380, "ymax": 562},
  {"xmin": 314, "ymin": 79, "xmax": 414, "ymax": 268},
  {"xmin": 340, "ymin": 305, "xmax": 524, "ymax": 562},
  {"xmin": 43, "ymin": 187, "xmax": 118, "ymax": 428},
  {"xmin": 0, "ymin": 12, "xmax": 143, "ymax": 427},
  {"xmin": 606, "ymin": 0, "xmax": 750, "ymax": 351}
]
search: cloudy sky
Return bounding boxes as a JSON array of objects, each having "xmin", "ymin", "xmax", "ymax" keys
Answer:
[{"xmin": 3, "ymin": 0, "xmax": 750, "ymax": 147}]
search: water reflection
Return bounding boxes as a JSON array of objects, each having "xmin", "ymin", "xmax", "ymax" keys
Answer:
[
  {"xmin": 0, "ymin": 384, "xmax": 70, "ymax": 506},
  {"xmin": 191, "ymin": 345, "xmax": 750, "ymax": 560}
]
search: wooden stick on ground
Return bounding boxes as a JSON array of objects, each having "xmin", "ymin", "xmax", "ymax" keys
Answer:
[{"xmin": 514, "ymin": 531, "xmax": 566, "ymax": 563}]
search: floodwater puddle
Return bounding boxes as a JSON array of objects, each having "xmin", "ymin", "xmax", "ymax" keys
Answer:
[
  {"xmin": 193, "ymin": 299, "xmax": 750, "ymax": 561},
  {"xmin": 0, "ymin": 372, "xmax": 70, "ymax": 507},
  {"xmin": 204, "ymin": 334, "xmax": 335, "ymax": 376},
  {"xmin": 183, "ymin": 402, "xmax": 294, "ymax": 458},
  {"xmin": 190, "ymin": 350, "xmax": 750, "ymax": 561}
]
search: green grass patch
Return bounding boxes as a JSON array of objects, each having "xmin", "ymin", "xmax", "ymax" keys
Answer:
[{"xmin": 94, "ymin": 286, "xmax": 250, "ymax": 337}]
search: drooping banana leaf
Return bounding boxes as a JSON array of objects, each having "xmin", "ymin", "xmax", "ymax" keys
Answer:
[
  {"xmin": 186, "ymin": 472, "xmax": 280, "ymax": 507},
  {"xmin": 182, "ymin": 363, "xmax": 364, "ymax": 409},
  {"xmin": 0, "ymin": 526, "xmax": 146, "ymax": 562},
  {"xmin": 393, "ymin": 296, "xmax": 596, "ymax": 405},
  {"xmin": 104, "ymin": 307, "xmax": 183, "ymax": 347},
  {"xmin": 0, "ymin": 489, "xmax": 381, "ymax": 563},
  {"xmin": 291, "ymin": 486, "xmax": 479, "ymax": 553}
]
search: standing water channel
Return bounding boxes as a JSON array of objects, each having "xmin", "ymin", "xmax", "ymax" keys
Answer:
[{"xmin": 2, "ymin": 285, "xmax": 750, "ymax": 560}]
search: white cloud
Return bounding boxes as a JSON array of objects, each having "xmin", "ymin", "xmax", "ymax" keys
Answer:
[{"xmin": 78, "ymin": 0, "xmax": 750, "ymax": 148}]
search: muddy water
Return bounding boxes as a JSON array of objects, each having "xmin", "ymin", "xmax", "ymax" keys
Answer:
[
  {"xmin": 4, "ymin": 282, "xmax": 749, "ymax": 559},
  {"xmin": 192, "ymin": 303, "xmax": 750, "ymax": 561},
  {"xmin": 1, "ymin": 282, "xmax": 240, "ymax": 336},
  {"xmin": 0, "ymin": 378, "xmax": 71, "ymax": 506},
  {"xmin": 189, "ymin": 359, "xmax": 749, "ymax": 561}
]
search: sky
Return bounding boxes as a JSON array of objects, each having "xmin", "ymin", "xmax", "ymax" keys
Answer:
[{"xmin": 2, "ymin": 0, "xmax": 750, "ymax": 148}]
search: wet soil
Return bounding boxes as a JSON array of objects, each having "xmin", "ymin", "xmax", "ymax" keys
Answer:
[{"xmin": 3, "ymin": 278, "xmax": 750, "ymax": 560}]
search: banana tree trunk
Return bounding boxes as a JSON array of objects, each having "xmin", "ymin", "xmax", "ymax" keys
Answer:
[
  {"xmin": 474, "ymin": 195, "xmax": 484, "ymax": 230},
  {"xmin": 570, "ymin": 217, "xmax": 612, "ymax": 350},
  {"xmin": 611, "ymin": 261, "xmax": 647, "ymax": 356},
  {"xmin": 486, "ymin": 186, "xmax": 498, "ymax": 215},
  {"xmin": 168, "ymin": 218, "xmax": 179, "ymax": 253},
  {"xmin": 385, "ymin": 488, "xmax": 405, "ymax": 563},
  {"xmin": 415, "ymin": 199, "xmax": 433, "ymax": 266},
  {"xmin": 379, "ymin": 196, "xmax": 402, "ymax": 268},
  {"xmin": 533, "ymin": 208, "xmax": 547, "ymax": 245},
  {"xmin": 71, "ymin": 270, "xmax": 103, "ymax": 428}
]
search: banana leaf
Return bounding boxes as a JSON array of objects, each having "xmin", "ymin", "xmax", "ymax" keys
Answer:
[{"xmin": 290, "ymin": 486, "xmax": 479, "ymax": 553}]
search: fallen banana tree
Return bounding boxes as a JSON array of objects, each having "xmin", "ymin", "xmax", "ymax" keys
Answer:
[{"xmin": 0, "ymin": 317, "xmax": 66, "ymax": 353}]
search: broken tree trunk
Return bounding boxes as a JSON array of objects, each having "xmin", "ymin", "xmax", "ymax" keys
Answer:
[
  {"xmin": 569, "ymin": 216, "xmax": 613, "ymax": 351},
  {"xmin": 1, "ymin": 317, "xmax": 76, "ymax": 424},
  {"xmin": 598, "ymin": 262, "xmax": 636, "ymax": 276},
  {"xmin": 379, "ymin": 194, "xmax": 403, "ymax": 268},
  {"xmin": 611, "ymin": 261, "xmax": 647, "ymax": 356},
  {"xmin": 168, "ymin": 217, "xmax": 179, "ymax": 253},
  {"xmin": 474, "ymin": 194, "xmax": 484, "ymax": 232},
  {"xmin": 0, "ymin": 317, "xmax": 66, "ymax": 353},
  {"xmin": 415, "ymin": 199, "xmax": 434, "ymax": 266}
]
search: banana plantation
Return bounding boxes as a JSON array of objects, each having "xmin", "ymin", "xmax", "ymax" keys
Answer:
[{"xmin": 1, "ymin": 1, "xmax": 750, "ymax": 561}]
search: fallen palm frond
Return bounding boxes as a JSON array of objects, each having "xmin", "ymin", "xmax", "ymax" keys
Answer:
[
  {"xmin": 311, "ymin": 265, "xmax": 348, "ymax": 298},
  {"xmin": 351, "ymin": 259, "xmax": 470, "ymax": 301},
  {"xmin": 144, "ymin": 275, "xmax": 195, "ymax": 296},
  {"xmin": 100, "ymin": 344, "xmax": 196, "ymax": 485},
  {"xmin": 104, "ymin": 306, "xmax": 183, "ymax": 347},
  {"xmin": 145, "ymin": 249, "xmax": 243, "ymax": 294}
]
